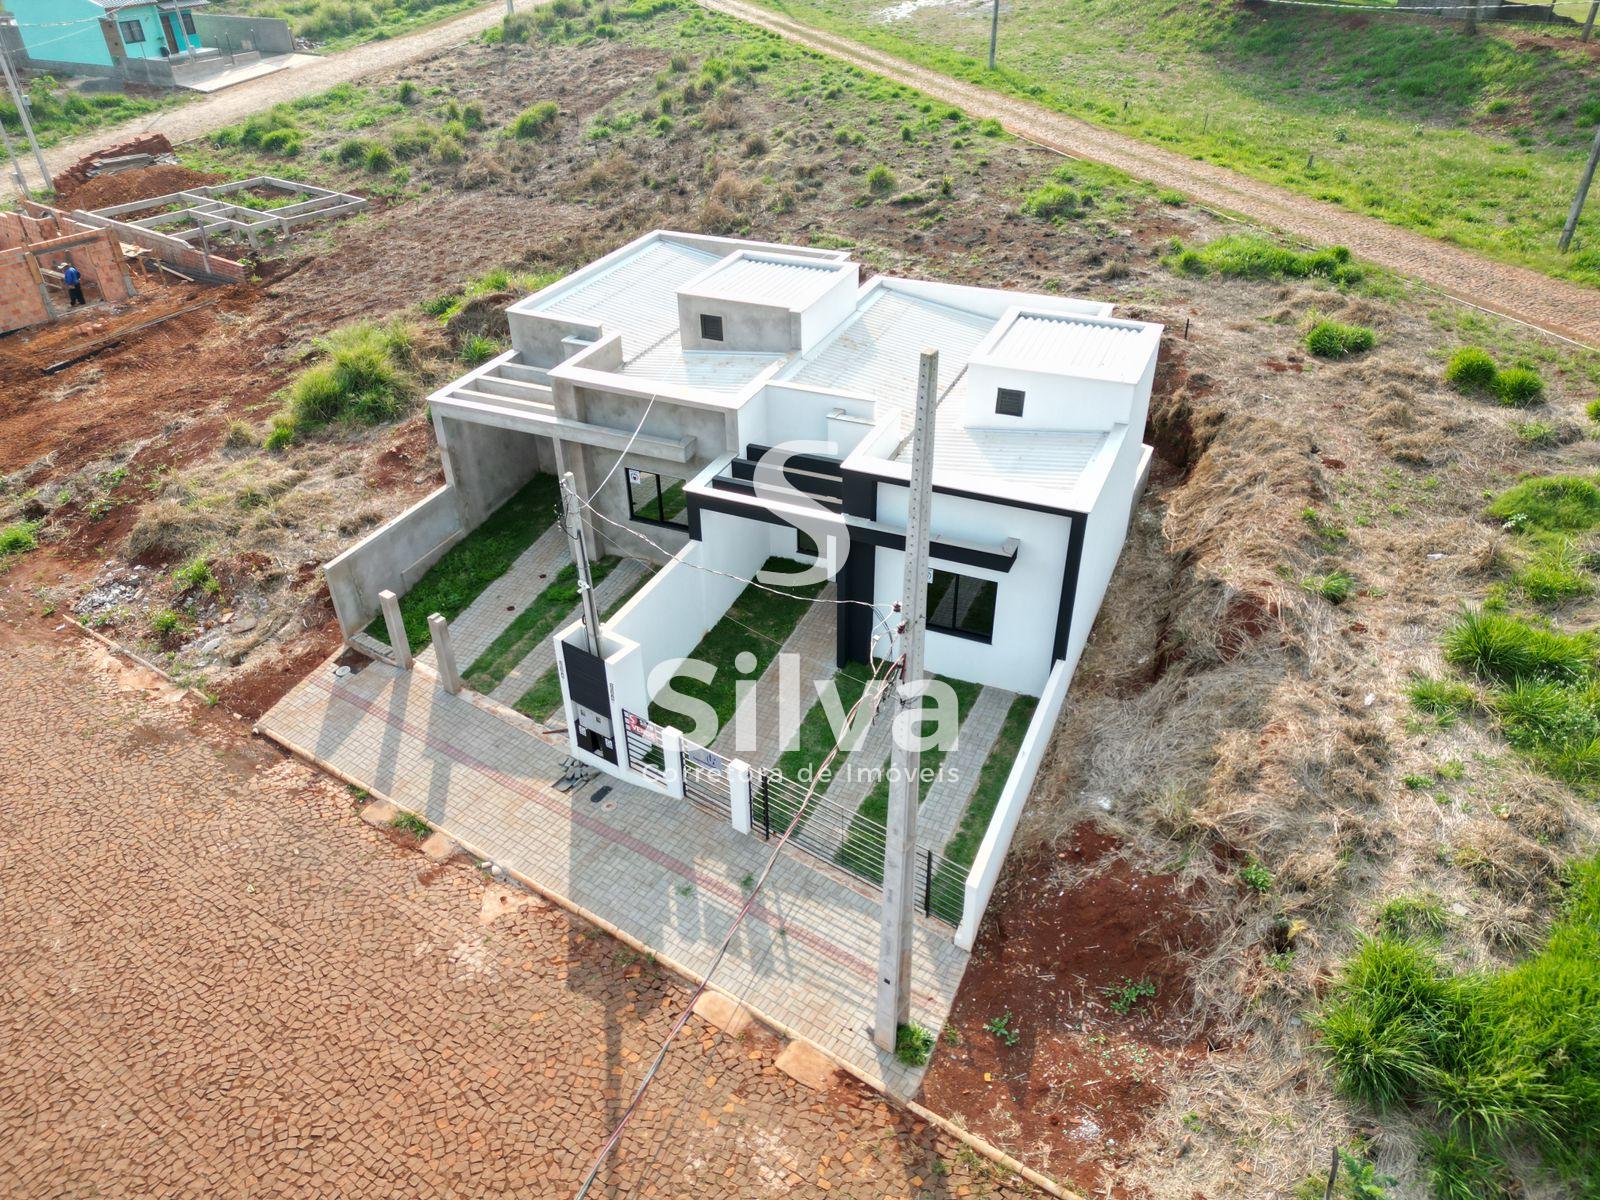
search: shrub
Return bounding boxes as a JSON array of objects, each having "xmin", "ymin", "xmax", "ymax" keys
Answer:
[
  {"xmin": 1487, "ymin": 475, "xmax": 1600, "ymax": 533},
  {"xmin": 150, "ymin": 608, "xmax": 187, "ymax": 639},
  {"xmin": 1306, "ymin": 320, "xmax": 1375, "ymax": 359},
  {"xmin": 865, "ymin": 163, "xmax": 895, "ymax": 194},
  {"xmin": 509, "ymin": 101, "xmax": 559, "ymax": 139},
  {"xmin": 1445, "ymin": 346, "xmax": 1497, "ymax": 391},
  {"xmin": 275, "ymin": 322, "xmax": 418, "ymax": 444},
  {"xmin": 1442, "ymin": 608, "xmax": 1593, "ymax": 686},
  {"xmin": 1494, "ymin": 366, "xmax": 1545, "ymax": 408},
  {"xmin": 894, "ymin": 1022, "xmax": 935, "ymax": 1067},
  {"xmin": 397, "ymin": 80, "xmax": 419, "ymax": 103},
  {"xmin": 1239, "ymin": 859, "xmax": 1274, "ymax": 893},
  {"xmin": 1021, "ymin": 181, "xmax": 1084, "ymax": 221},
  {"xmin": 1587, "ymin": 397, "xmax": 1600, "ymax": 424}
]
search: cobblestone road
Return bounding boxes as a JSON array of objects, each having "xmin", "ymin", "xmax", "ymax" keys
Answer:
[{"xmin": 0, "ymin": 627, "xmax": 1038, "ymax": 1200}]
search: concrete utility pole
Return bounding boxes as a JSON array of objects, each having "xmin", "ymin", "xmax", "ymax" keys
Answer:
[
  {"xmin": 561, "ymin": 471, "xmax": 603, "ymax": 655},
  {"xmin": 1561, "ymin": 123, "xmax": 1600, "ymax": 254},
  {"xmin": 1583, "ymin": 0, "xmax": 1597, "ymax": 41},
  {"xmin": 0, "ymin": 41, "xmax": 48, "ymax": 195},
  {"xmin": 987, "ymin": 0, "xmax": 999, "ymax": 70},
  {"xmin": 873, "ymin": 349, "xmax": 938, "ymax": 1053}
]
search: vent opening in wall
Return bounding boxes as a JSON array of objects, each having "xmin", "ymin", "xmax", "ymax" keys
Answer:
[
  {"xmin": 700, "ymin": 313, "xmax": 724, "ymax": 342},
  {"xmin": 996, "ymin": 387, "xmax": 1025, "ymax": 418}
]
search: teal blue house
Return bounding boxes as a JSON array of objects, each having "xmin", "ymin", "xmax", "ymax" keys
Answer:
[{"xmin": 4, "ymin": 0, "xmax": 207, "ymax": 73}]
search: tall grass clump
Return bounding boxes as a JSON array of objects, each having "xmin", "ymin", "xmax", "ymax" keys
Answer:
[
  {"xmin": 509, "ymin": 101, "xmax": 559, "ymax": 139},
  {"xmin": 1441, "ymin": 608, "xmax": 1592, "ymax": 687},
  {"xmin": 1317, "ymin": 857, "xmax": 1600, "ymax": 1193},
  {"xmin": 1167, "ymin": 233, "xmax": 1362, "ymax": 286},
  {"xmin": 1445, "ymin": 346, "xmax": 1497, "ymax": 392},
  {"xmin": 1494, "ymin": 366, "xmax": 1545, "ymax": 408},
  {"xmin": 1305, "ymin": 319, "xmax": 1374, "ymax": 359},
  {"xmin": 267, "ymin": 322, "xmax": 419, "ymax": 449},
  {"xmin": 0, "ymin": 519, "xmax": 40, "ymax": 570}
]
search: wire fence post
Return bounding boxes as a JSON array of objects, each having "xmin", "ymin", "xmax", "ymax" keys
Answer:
[
  {"xmin": 923, "ymin": 848, "xmax": 933, "ymax": 919},
  {"xmin": 760, "ymin": 772, "xmax": 771, "ymax": 839}
]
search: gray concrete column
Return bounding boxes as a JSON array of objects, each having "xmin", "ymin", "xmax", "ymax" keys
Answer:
[
  {"xmin": 428, "ymin": 613, "xmax": 462, "ymax": 694},
  {"xmin": 379, "ymin": 589, "xmax": 412, "ymax": 670}
]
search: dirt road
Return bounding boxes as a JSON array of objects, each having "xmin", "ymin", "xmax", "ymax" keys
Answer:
[
  {"xmin": 702, "ymin": 0, "xmax": 1599, "ymax": 349},
  {"xmin": 42, "ymin": 3, "xmax": 509, "ymax": 175}
]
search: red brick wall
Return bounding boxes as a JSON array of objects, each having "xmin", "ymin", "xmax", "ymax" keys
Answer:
[{"xmin": 0, "ymin": 250, "xmax": 51, "ymax": 334}]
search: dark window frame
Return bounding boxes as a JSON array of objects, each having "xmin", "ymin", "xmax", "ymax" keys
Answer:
[
  {"xmin": 995, "ymin": 387, "xmax": 1026, "ymax": 418},
  {"xmin": 926, "ymin": 569, "xmax": 997, "ymax": 644},
  {"xmin": 180, "ymin": 11, "xmax": 197, "ymax": 35},
  {"xmin": 700, "ymin": 312, "xmax": 724, "ymax": 342},
  {"xmin": 626, "ymin": 468, "xmax": 690, "ymax": 530},
  {"xmin": 119, "ymin": 18, "xmax": 146, "ymax": 44}
]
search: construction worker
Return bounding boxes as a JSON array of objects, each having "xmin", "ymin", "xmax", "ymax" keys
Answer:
[{"xmin": 63, "ymin": 260, "xmax": 85, "ymax": 307}]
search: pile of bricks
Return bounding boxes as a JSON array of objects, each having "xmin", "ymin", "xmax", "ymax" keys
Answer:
[{"xmin": 52, "ymin": 133, "xmax": 175, "ymax": 199}]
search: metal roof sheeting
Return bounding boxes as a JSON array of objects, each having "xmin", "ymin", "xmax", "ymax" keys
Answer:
[
  {"xmin": 785, "ymin": 289, "xmax": 994, "ymax": 419},
  {"xmin": 987, "ymin": 314, "xmax": 1147, "ymax": 377},
  {"xmin": 617, "ymin": 333, "xmax": 779, "ymax": 395},
  {"xmin": 688, "ymin": 256, "xmax": 843, "ymax": 309},
  {"xmin": 533, "ymin": 240, "xmax": 719, "ymax": 356}
]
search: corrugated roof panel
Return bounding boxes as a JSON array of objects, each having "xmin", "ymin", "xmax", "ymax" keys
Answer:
[
  {"xmin": 533, "ymin": 240, "xmax": 719, "ymax": 357},
  {"xmin": 786, "ymin": 290, "xmax": 994, "ymax": 419},
  {"xmin": 690, "ymin": 256, "xmax": 842, "ymax": 308},
  {"xmin": 988, "ymin": 314, "xmax": 1144, "ymax": 374},
  {"xmin": 618, "ymin": 333, "xmax": 779, "ymax": 394}
]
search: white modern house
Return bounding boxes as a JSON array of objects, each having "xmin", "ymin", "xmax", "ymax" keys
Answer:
[{"xmin": 324, "ymin": 230, "xmax": 1162, "ymax": 945}]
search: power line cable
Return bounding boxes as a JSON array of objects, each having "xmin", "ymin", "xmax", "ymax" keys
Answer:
[{"xmin": 570, "ymin": 651, "xmax": 902, "ymax": 1200}]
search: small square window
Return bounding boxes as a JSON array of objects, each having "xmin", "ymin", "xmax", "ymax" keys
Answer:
[
  {"xmin": 995, "ymin": 387, "xmax": 1025, "ymax": 418},
  {"xmin": 700, "ymin": 313, "xmax": 724, "ymax": 342},
  {"xmin": 119, "ymin": 19, "xmax": 146, "ymax": 44}
]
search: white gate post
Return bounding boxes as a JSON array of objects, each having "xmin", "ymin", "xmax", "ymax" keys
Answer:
[
  {"xmin": 379, "ymin": 589, "xmax": 412, "ymax": 670},
  {"xmin": 428, "ymin": 613, "xmax": 462, "ymax": 694},
  {"xmin": 662, "ymin": 726, "xmax": 685, "ymax": 799},
  {"xmin": 728, "ymin": 759, "xmax": 752, "ymax": 835}
]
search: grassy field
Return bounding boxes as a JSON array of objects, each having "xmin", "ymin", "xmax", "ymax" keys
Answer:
[
  {"xmin": 206, "ymin": 0, "xmax": 488, "ymax": 51},
  {"xmin": 0, "ymin": 76, "xmax": 174, "ymax": 152},
  {"xmin": 749, "ymin": 0, "xmax": 1600, "ymax": 287}
]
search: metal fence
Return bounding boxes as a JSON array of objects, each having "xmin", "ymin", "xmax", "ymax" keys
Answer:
[
  {"xmin": 622, "ymin": 710, "xmax": 664, "ymax": 783},
  {"xmin": 755, "ymin": 767, "xmax": 966, "ymax": 928},
  {"xmin": 682, "ymin": 743, "xmax": 732, "ymax": 821}
]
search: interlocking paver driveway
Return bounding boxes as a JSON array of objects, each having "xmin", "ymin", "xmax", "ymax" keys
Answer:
[{"xmin": 0, "ymin": 629, "xmax": 1038, "ymax": 1199}]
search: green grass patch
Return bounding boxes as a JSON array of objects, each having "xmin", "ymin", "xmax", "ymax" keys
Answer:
[
  {"xmin": 1168, "ymin": 233, "xmax": 1361, "ymax": 286},
  {"xmin": 0, "ymin": 520, "xmax": 40, "ymax": 571},
  {"xmin": 267, "ymin": 321, "xmax": 419, "ymax": 449},
  {"xmin": 1445, "ymin": 346, "xmax": 1498, "ymax": 392},
  {"xmin": 510, "ymin": 567, "xmax": 654, "ymax": 721},
  {"xmin": 1, "ymin": 76, "xmax": 174, "ymax": 149},
  {"xmin": 509, "ymin": 101, "xmax": 560, "ymax": 139},
  {"xmin": 1406, "ymin": 676, "xmax": 1477, "ymax": 725},
  {"xmin": 368, "ymin": 473, "xmax": 562, "ymax": 653},
  {"xmin": 1375, "ymin": 893, "xmax": 1452, "ymax": 943},
  {"xmin": 1513, "ymin": 537, "xmax": 1593, "ymax": 606},
  {"xmin": 1494, "ymin": 365, "xmax": 1546, "ymax": 408},
  {"xmin": 938, "ymin": 694, "xmax": 1036, "ymax": 874},
  {"xmin": 1442, "ymin": 607, "xmax": 1593, "ymax": 686},
  {"xmin": 1488, "ymin": 475, "xmax": 1600, "ymax": 534},
  {"xmin": 1316, "ymin": 855, "xmax": 1600, "ymax": 1193},
  {"xmin": 773, "ymin": 660, "xmax": 881, "ymax": 788},
  {"xmin": 1301, "ymin": 569, "xmax": 1355, "ymax": 604},
  {"xmin": 463, "ymin": 557, "xmax": 621, "ymax": 694},
  {"xmin": 648, "ymin": 557, "xmax": 826, "ymax": 735},
  {"xmin": 210, "ymin": 0, "xmax": 486, "ymax": 53},
  {"xmin": 836, "ymin": 675, "xmax": 981, "ymax": 884}
]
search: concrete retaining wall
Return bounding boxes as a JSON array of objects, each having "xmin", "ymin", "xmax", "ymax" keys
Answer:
[{"xmin": 324, "ymin": 487, "xmax": 464, "ymax": 639}]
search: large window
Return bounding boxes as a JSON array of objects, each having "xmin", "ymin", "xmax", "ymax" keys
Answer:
[
  {"xmin": 626, "ymin": 468, "xmax": 689, "ymax": 529},
  {"xmin": 119, "ymin": 19, "xmax": 146, "ymax": 44},
  {"xmin": 927, "ymin": 569, "xmax": 997, "ymax": 643}
]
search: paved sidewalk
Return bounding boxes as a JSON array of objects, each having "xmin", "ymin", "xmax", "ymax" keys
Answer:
[
  {"xmin": 259, "ymin": 655, "xmax": 969, "ymax": 1097},
  {"xmin": 918, "ymin": 686, "xmax": 1011, "ymax": 851},
  {"xmin": 416, "ymin": 523, "xmax": 567, "ymax": 675},
  {"xmin": 487, "ymin": 556, "xmax": 650, "ymax": 708},
  {"xmin": 2, "ymin": 629, "xmax": 1036, "ymax": 1199}
]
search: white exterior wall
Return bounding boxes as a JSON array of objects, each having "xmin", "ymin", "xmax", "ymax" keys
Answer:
[
  {"xmin": 1066, "ymin": 432, "xmax": 1147, "ymax": 671},
  {"xmin": 870, "ymin": 484, "xmax": 1073, "ymax": 697},
  {"xmin": 962, "ymin": 363, "xmax": 1134, "ymax": 433}
]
